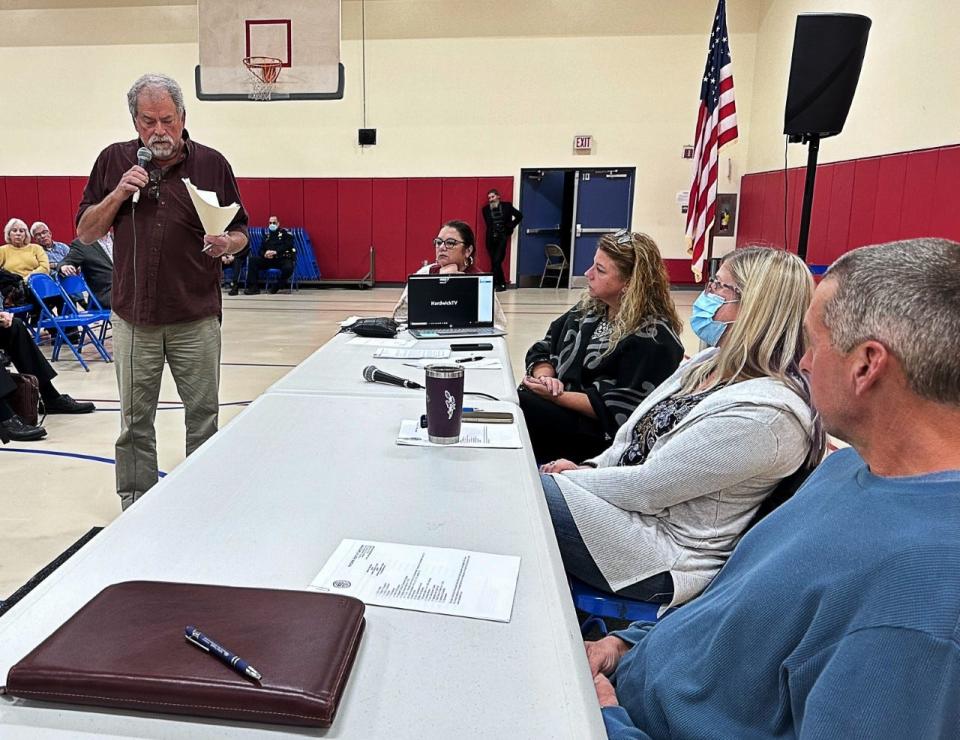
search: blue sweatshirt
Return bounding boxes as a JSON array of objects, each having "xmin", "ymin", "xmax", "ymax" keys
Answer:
[{"xmin": 602, "ymin": 448, "xmax": 960, "ymax": 739}]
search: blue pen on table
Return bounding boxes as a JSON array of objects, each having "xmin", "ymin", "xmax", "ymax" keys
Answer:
[
  {"xmin": 185, "ymin": 626, "xmax": 262, "ymax": 682},
  {"xmin": 456, "ymin": 356, "xmax": 486, "ymax": 363}
]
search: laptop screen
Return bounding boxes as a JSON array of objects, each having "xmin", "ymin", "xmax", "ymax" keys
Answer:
[{"xmin": 407, "ymin": 274, "xmax": 495, "ymax": 328}]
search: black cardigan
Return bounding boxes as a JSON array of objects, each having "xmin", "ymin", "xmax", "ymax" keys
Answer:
[{"xmin": 524, "ymin": 308, "xmax": 684, "ymax": 438}]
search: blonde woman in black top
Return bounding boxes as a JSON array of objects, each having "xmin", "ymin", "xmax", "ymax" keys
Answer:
[{"xmin": 520, "ymin": 230, "xmax": 684, "ymax": 463}]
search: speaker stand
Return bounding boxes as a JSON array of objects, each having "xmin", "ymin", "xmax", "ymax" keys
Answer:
[{"xmin": 794, "ymin": 133, "xmax": 821, "ymax": 262}]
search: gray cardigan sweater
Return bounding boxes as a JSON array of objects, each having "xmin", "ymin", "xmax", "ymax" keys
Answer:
[{"xmin": 550, "ymin": 349, "xmax": 814, "ymax": 608}]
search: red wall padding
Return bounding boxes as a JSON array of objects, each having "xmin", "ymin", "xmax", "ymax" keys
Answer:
[
  {"xmin": 736, "ymin": 143, "xmax": 960, "ymax": 265},
  {"xmin": 300, "ymin": 179, "xmax": 339, "ymax": 277},
  {"xmin": 930, "ymin": 146, "xmax": 960, "ymax": 241},
  {"xmin": 1, "ymin": 174, "xmax": 514, "ymax": 282},
  {"xmin": 404, "ymin": 179, "xmax": 443, "ymax": 277},
  {"xmin": 372, "ymin": 179, "xmax": 408, "ymax": 282},
  {"xmin": 337, "ymin": 179, "xmax": 373, "ymax": 281}
]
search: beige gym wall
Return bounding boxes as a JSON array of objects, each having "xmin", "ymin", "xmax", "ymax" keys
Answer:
[
  {"xmin": 748, "ymin": 0, "xmax": 960, "ymax": 173},
  {"xmin": 0, "ymin": 0, "xmax": 763, "ymax": 262}
]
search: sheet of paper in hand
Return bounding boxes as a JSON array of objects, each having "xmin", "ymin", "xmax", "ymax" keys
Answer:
[{"xmin": 182, "ymin": 178, "xmax": 241, "ymax": 236}]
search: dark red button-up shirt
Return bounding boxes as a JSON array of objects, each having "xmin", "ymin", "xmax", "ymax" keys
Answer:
[{"xmin": 77, "ymin": 132, "xmax": 248, "ymax": 326}]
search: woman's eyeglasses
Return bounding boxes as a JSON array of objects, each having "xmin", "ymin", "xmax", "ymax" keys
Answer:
[
  {"xmin": 433, "ymin": 238, "xmax": 465, "ymax": 250},
  {"xmin": 705, "ymin": 277, "xmax": 741, "ymax": 297}
]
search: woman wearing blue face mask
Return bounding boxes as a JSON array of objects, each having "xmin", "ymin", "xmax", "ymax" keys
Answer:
[{"xmin": 539, "ymin": 246, "xmax": 825, "ymax": 608}]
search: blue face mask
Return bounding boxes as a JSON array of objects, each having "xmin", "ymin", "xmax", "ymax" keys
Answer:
[
  {"xmin": 691, "ymin": 291, "xmax": 736, "ymax": 347},
  {"xmin": 268, "ymin": 223, "xmax": 278, "ymax": 232}
]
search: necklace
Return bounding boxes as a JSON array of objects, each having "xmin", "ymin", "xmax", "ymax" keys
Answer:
[{"xmin": 594, "ymin": 316, "xmax": 613, "ymax": 340}]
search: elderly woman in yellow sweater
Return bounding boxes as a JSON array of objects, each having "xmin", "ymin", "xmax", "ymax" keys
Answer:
[
  {"xmin": 1, "ymin": 218, "xmax": 50, "ymax": 278},
  {"xmin": 1, "ymin": 218, "xmax": 54, "ymax": 323}
]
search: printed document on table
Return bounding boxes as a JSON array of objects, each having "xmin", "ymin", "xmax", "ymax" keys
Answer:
[
  {"xmin": 396, "ymin": 419, "xmax": 522, "ymax": 448},
  {"xmin": 309, "ymin": 539, "xmax": 521, "ymax": 622},
  {"xmin": 181, "ymin": 178, "xmax": 240, "ymax": 236},
  {"xmin": 402, "ymin": 358, "xmax": 502, "ymax": 370},
  {"xmin": 374, "ymin": 347, "xmax": 450, "ymax": 359},
  {"xmin": 348, "ymin": 336, "xmax": 417, "ymax": 348}
]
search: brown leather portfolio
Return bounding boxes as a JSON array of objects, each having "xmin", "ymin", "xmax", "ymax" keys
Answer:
[{"xmin": 5, "ymin": 580, "xmax": 365, "ymax": 727}]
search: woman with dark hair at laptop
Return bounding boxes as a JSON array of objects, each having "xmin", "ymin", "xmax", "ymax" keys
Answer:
[
  {"xmin": 393, "ymin": 220, "xmax": 507, "ymax": 328},
  {"xmin": 520, "ymin": 231, "xmax": 684, "ymax": 463}
]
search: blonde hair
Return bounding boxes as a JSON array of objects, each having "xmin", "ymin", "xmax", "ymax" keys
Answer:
[
  {"xmin": 4, "ymin": 218, "xmax": 30, "ymax": 245},
  {"xmin": 576, "ymin": 231, "xmax": 682, "ymax": 352},
  {"xmin": 681, "ymin": 246, "xmax": 824, "ymax": 466}
]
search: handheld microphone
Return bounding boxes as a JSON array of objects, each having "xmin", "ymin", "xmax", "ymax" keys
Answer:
[
  {"xmin": 131, "ymin": 146, "xmax": 153, "ymax": 204},
  {"xmin": 362, "ymin": 365, "xmax": 424, "ymax": 390}
]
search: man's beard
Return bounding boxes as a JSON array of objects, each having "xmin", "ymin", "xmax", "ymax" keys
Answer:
[{"xmin": 148, "ymin": 135, "xmax": 178, "ymax": 159}]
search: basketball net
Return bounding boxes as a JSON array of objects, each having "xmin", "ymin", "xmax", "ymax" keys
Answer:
[{"xmin": 243, "ymin": 56, "xmax": 283, "ymax": 101}]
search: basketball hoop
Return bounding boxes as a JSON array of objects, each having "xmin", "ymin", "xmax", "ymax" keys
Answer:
[{"xmin": 242, "ymin": 56, "xmax": 283, "ymax": 101}]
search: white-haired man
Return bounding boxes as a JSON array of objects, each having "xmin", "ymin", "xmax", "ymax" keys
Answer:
[
  {"xmin": 586, "ymin": 238, "xmax": 960, "ymax": 739},
  {"xmin": 30, "ymin": 222, "xmax": 70, "ymax": 270},
  {"xmin": 76, "ymin": 73, "xmax": 249, "ymax": 510}
]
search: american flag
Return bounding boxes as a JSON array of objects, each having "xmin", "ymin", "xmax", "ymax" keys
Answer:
[{"xmin": 685, "ymin": 0, "xmax": 738, "ymax": 281}]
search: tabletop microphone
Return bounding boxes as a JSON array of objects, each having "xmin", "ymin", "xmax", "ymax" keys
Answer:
[
  {"xmin": 362, "ymin": 365, "xmax": 423, "ymax": 390},
  {"xmin": 131, "ymin": 146, "xmax": 153, "ymax": 204}
]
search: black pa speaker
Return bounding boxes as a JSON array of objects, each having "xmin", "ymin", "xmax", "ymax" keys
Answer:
[
  {"xmin": 784, "ymin": 14, "xmax": 871, "ymax": 139},
  {"xmin": 358, "ymin": 128, "xmax": 377, "ymax": 146}
]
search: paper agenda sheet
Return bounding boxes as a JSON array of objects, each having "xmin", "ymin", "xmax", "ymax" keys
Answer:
[
  {"xmin": 396, "ymin": 419, "xmax": 522, "ymax": 448},
  {"xmin": 309, "ymin": 539, "xmax": 521, "ymax": 622},
  {"xmin": 181, "ymin": 178, "xmax": 240, "ymax": 236}
]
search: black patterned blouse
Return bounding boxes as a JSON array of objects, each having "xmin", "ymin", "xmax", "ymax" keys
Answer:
[
  {"xmin": 524, "ymin": 308, "xmax": 684, "ymax": 440},
  {"xmin": 618, "ymin": 387, "xmax": 720, "ymax": 466}
]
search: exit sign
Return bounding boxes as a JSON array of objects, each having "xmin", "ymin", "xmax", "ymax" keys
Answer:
[{"xmin": 574, "ymin": 135, "xmax": 593, "ymax": 153}]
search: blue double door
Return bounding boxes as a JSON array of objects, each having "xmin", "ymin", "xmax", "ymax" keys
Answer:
[{"xmin": 516, "ymin": 167, "xmax": 635, "ymax": 287}]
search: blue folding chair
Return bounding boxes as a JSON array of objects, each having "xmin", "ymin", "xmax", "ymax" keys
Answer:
[
  {"xmin": 58, "ymin": 272, "xmax": 111, "ymax": 343},
  {"xmin": 7, "ymin": 302, "xmax": 32, "ymax": 319},
  {"xmin": 27, "ymin": 274, "xmax": 112, "ymax": 371},
  {"xmin": 291, "ymin": 227, "xmax": 321, "ymax": 285},
  {"xmin": 222, "ymin": 260, "xmax": 244, "ymax": 288},
  {"xmin": 570, "ymin": 577, "xmax": 664, "ymax": 637}
]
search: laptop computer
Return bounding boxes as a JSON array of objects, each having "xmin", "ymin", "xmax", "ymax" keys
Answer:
[{"xmin": 406, "ymin": 273, "xmax": 505, "ymax": 339}]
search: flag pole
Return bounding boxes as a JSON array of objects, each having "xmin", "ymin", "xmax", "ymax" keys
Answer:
[{"xmin": 685, "ymin": 0, "xmax": 737, "ymax": 285}]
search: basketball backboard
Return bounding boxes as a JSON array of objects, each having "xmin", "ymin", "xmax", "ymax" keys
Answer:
[{"xmin": 195, "ymin": 0, "xmax": 344, "ymax": 101}]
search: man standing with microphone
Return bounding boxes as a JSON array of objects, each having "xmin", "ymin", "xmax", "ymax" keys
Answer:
[{"xmin": 76, "ymin": 73, "xmax": 248, "ymax": 510}]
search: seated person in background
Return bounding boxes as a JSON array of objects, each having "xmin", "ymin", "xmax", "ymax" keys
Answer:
[
  {"xmin": 244, "ymin": 215, "xmax": 295, "ymax": 295},
  {"xmin": 1, "ymin": 218, "xmax": 50, "ymax": 279},
  {"xmin": 540, "ymin": 247, "xmax": 823, "ymax": 607},
  {"xmin": 392, "ymin": 220, "xmax": 507, "ymax": 328},
  {"xmin": 59, "ymin": 237, "xmax": 114, "ymax": 308},
  {"xmin": 1, "ymin": 218, "xmax": 52, "ymax": 324},
  {"xmin": 223, "ymin": 244, "xmax": 249, "ymax": 296},
  {"xmin": 520, "ymin": 230, "xmax": 684, "ymax": 463},
  {"xmin": 588, "ymin": 238, "xmax": 960, "ymax": 740},
  {"xmin": 30, "ymin": 222, "xmax": 70, "ymax": 271},
  {"xmin": 0, "ymin": 311, "xmax": 96, "ymax": 441}
]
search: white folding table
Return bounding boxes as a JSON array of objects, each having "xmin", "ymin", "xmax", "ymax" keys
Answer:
[{"xmin": 0, "ymin": 392, "xmax": 604, "ymax": 739}]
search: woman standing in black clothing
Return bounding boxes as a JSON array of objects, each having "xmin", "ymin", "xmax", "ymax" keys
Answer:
[{"xmin": 520, "ymin": 230, "xmax": 683, "ymax": 463}]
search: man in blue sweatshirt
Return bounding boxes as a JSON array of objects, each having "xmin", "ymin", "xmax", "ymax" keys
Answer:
[{"xmin": 588, "ymin": 238, "xmax": 960, "ymax": 739}]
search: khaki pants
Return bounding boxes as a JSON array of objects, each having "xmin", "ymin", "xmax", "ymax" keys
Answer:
[{"xmin": 113, "ymin": 314, "xmax": 221, "ymax": 510}]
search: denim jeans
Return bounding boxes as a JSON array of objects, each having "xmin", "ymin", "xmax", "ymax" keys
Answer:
[{"xmin": 541, "ymin": 473, "xmax": 674, "ymax": 603}]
